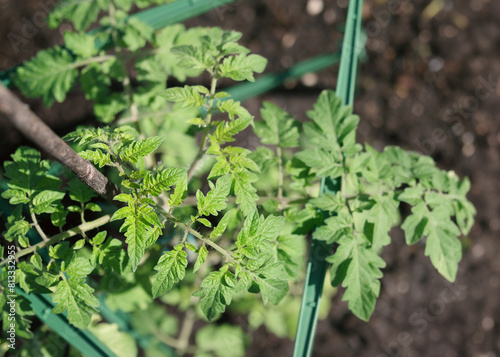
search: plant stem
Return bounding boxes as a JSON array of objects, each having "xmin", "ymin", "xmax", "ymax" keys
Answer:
[
  {"xmin": 179, "ymin": 194, "xmax": 306, "ymax": 207},
  {"xmin": 0, "ymin": 85, "xmax": 121, "ymax": 202},
  {"xmin": 71, "ymin": 55, "xmax": 116, "ymax": 69},
  {"xmin": 30, "ymin": 207, "xmax": 48, "ymax": 242},
  {"xmin": 186, "ymin": 78, "xmax": 218, "ymax": 183},
  {"xmin": 176, "ymin": 300, "xmax": 197, "ymax": 355},
  {"xmin": 0, "ymin": 215, "xmax": 111, "ymax": 267},
  {"xmin": 277, "ymin": 146, "xmax": 284, "ymax": 200}
]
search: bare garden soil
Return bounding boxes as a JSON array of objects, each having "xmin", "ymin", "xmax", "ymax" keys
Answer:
[{"xmin": 1, "ymin": 0, "xmax": 499, "ymax": 356}]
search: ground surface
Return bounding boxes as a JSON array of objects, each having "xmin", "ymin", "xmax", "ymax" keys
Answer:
[{"xmin": 1, "ymin": 0, "xmax": 499, "ymax": 356}]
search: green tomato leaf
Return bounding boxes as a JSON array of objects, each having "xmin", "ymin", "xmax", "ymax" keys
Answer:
[
  {"xmin": 196, "ymin": 175, "xmax": 231, "ymax": 217},
  {"xmin": 51, "ymin": 278, "xmax": 100, "ymax": 329},
  {"xmin": 193, "ymin": 245, "xmax": 208, "ymax": 273},
  {"xmin": 13, "ymin": 47, "xmax": 78, "ymax": 106},
  {"xmin": 219, "ymin": 54, "xmax": 267, "ymax": 82},
  {"xmin": 255, "ymin": 277, "xmax": 288, "ymax": 305},
  {"xmin": 64, "ymin": 32, "xmax": 98, "ymax": 58},
  {"xmin": 119, "ymin": 136, "xmax": 164, "ymax": 164},
  {"xmin": 152, "ymin": 246, "xmax": 188, "ymax": 298},
  {"xmin": 193, "ymin": 268, "xmax": 236, "ymax": 321},
  {"xmin": 254, "ymin": 102, "xmax": 300, "ymax": 147}
]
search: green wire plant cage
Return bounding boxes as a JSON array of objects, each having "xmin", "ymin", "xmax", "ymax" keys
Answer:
[{"xmin": 0, "ymin": 0, "xmax": 475, "ymax": 356}]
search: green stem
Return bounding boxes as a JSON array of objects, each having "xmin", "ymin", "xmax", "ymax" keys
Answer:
[
  {"xmin": 0, "ymin": 215, "xmax": 112, "ymax": 266},
  {"xmin": 277, "ymin": 146, "xmax": 284, "ymax": 200},
  {"xmin": 30, "ymin": 205, "xmax": 49, "ymax": 242},
  {"xmin": 179, "ymin": 194, "xmax": 306, "ymax": 207},
  {"xmin": 71, "ymin": 55, "xmax": 116, "ymax": 69},
  {"xmin": 186, "ymin": 78, "xmax": 218, "ymax": 183}
]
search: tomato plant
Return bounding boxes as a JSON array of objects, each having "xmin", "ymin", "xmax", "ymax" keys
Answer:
[{"xmin": 0, "ymin": 1, "xmax": 475, "ymax": 356}]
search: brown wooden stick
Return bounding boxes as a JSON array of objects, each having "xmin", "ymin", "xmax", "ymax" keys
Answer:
[{"xmin": 0, "ymin": 84, "xmax": 120, "ymax": 201}]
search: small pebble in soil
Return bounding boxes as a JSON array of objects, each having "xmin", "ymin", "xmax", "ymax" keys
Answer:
[
  {"xmin": 306, "ymin": 0, "xmax": 323, "ymax": 16},
  {"xmin": 301, "ymin": 72, "xmax": 318, "ymax": 87},
  {"xmin": 472, "ymin": 244, "xmax": 485, "ymax": 258},
  {"xmin": 281, "ymin": 32, "xmax": 296, "ymax": 48},
  {"xmin": 462, "ymin": 132, "xmax": 475, "ymax": 145},
  {"xmin": 429, "ymin": 57, "xmax": 444, "ymax": 72},
  {"xmin": 396, "ymin": 281, "xmax": 409, "ymax": 294},
  {"xmin": 462, "ymin": 143, "xmax": 475, "ymax": 156},
  {"xmin": 481, "ymin": 316, "xmax": 494, "ymax": 331}
]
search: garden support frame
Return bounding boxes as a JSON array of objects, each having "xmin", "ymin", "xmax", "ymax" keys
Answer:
[
  {"xmin": 1, "ymin": 0, "xmax": 365, "ymax": 355},
  {"xmin": 293, "ymin": 0, "xmax": 364, "ymax": 356}
]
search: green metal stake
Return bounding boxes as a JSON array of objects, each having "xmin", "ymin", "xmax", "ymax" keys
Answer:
[
  {"xmin": 227, "ymin": 52, "xmax": 341, "ymax": 102},
  {"xmin": 16, "ymin": 289, "xmax": 117, "ymax": 357},
  {"xmin": 292, "ymin": 0, "xmax": 365, "ymax": 356}
]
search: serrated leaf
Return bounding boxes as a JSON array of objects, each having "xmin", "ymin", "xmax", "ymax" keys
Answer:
[
  {"xmin": 66, "ymin": 257, "xmax": 94, "ymax": 278},
  {"xmin": 255, "ymin": 277, "xmax": 288, "ymax": 305},
  {"xmin": 210, "ymin": 210, "xmax": 232, "ymax": 238},
  {"xmin": 217, "ymin": 99, "xmax": 251, "ymax": 120},
  {"xmin": 366, "ymin": 196, "xmax": 398, "ymax": 248},
  {"xmin": 79, "ymin": 150, "xmax": 112, "ymax": 168},
  {"xmin": 51, "ymin": 278, "xmax": 99, "ymax": 329},
  {"xmin": 168, "ymin": 171, "xmax": 187, "ymax": 208},
  {"xmin": 310, "ymin": 192, "xmax": 345, "ymax": 212},
  {"xmin": 333, "ymin": 235, "xmax": 386, "ymax": 321},
  {"xmin": 4, "ymin": 147, "xmax": 55, "ymax": 197},
  {"xmin": 30, "ymin": 252, "xmax": 43, "ymax": 271},
  {"xmin": 74, "ymin": 239, "xmax": 86, "ymax": 250},
  {"xmin": 81, "ymin": 63, "xmax": 111, "ymax": 100},
  {"xmin": 122, "ymin": 18, "xmax": 154, "ymax": 51},
  {"xmin": 4, "ymin": 215, "xmax": 31, "ymax": 244},
  {"xmin": 424, "ymin": 216, "xmax": 462, "ymax": 282},
  {"xmin": 194, "ymin": 245, "xmax": 208, "ymax": 273},
  {"xmin": 162, "ymin": 85, "xmax": 206, "ymax": 108},
  {"xmin": 219, "ymin": 54, "xmax": 267, "ymax": 82},
  {"xmin": 254, "ymin": 102, "xmax": 300, "ymax": 147},
  {"xmin": 401, "ymin": 203, "xmax": 428, "ymax": 245},
  {"xmin": 64, "ymin": 32, "xmax": 98, "ymax": 58},
  {"xmin": 212, "ymin": 116, "xmax": 252, "ymax": 144},
  {"xmin": 142, "ymin": 167, "xmax": 185, "ymax": 197},
  {"xmin": 1, "ymin": 189, "xmax": 29, "ymax": 204},
  {"xmin": 119, "ymin": 137, "xmax": 164, "ymax": 164},
  {"xmin": 193, "ymin": 268, "xmax": 236, "ymax": 321},
  {"xmin": 197, "ymin": 175, "xmax": 231, "ymax": 216},
  {"xmin": 48, "ymin": 0, "xmax": 104, "ymax": 31},
  {"xmin": 32, "ymin": 190, "xmax": 66, "ymax": 214},
  {"xmin": 233, "ymin": 171, "xmax": 259, "ymax": 216},
  {"xmin": 13, "ymin": 47, "xmax": 78, "ymax": 106},
  {"xmin": 236, "ymin": 211, "xmax": 285, "ymax": 258},
  {"xmin": 116, "ymin": 204, "xmax": 162, "ymax": 271},
  {"xmin": 295, "ymin": 147, "xmax": 343, "ymax": 179},
  {"xmin": 152, "ymin": 247, "xmax": 188, "ymax": 298}
]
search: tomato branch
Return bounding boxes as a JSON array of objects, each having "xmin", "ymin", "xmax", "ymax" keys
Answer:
[{"xmin": 0, "ymin": 84, "xmax": 121, "ymax": 202}]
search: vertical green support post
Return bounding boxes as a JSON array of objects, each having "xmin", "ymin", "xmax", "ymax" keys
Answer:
[{"xmin": 292, "ymin": 0, "xmax": 364, "ymax": 356}]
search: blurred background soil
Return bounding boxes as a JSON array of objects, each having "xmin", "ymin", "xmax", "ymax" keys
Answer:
[{"xmin": 1, "ymin": 0, "xmax": 499, "ymax": 356}]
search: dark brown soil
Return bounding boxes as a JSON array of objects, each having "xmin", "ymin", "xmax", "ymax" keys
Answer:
[{"xmin": 1, "ymin": 1, "xmax": 499, "ymax": 356}]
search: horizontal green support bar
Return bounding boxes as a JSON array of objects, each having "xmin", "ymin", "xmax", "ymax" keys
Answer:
[
  {"xmin": 15, "ymin": 288, "xmax": 117, "ymax": 357},
  {"xmin": 0, "ymin": 0, "xmax": 238, "ymax": 87},
  {"xmin": 97, "ymin": 296, "xmax": 176, "ymax": 355},
  {"xmin": 130, "ymin": 0, "xmax": 238, "ymax": 31},
  {"xmin": 227, "ymin": 52, "xmax": 341, "ymax": 102}
]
